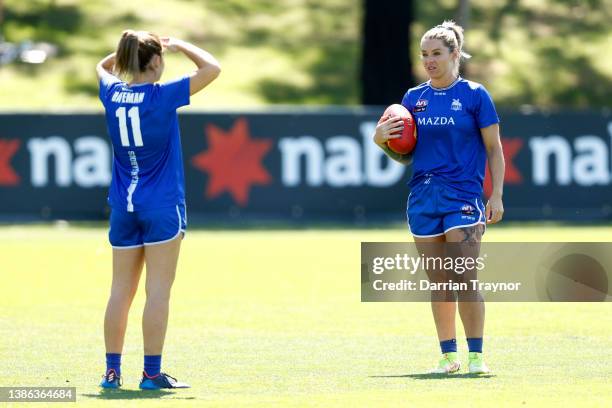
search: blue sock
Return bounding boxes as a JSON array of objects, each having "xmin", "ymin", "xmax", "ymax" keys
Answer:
[
  {"xmin": 144, "ymin": 355, "xmax": 162, "ymax": 377},
  {"xmin": 105, "ymin": 353, "xmax": 121, "ymax": 377},
  {"xmin": 467, "ymin": 337, "xmax": 483, "ymax": 353},
  {"xmin": 440, "ymin": 338, "xmax": 457, "ymax": 354}
]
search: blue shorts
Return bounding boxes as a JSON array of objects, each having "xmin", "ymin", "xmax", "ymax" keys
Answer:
[
  {"xmin": 109, "ymin": 203, "xmax": 187, "ymax": 249},
  {"xmin": 407, "ymin": 177, "xmax": 485, "ymax": 238}
]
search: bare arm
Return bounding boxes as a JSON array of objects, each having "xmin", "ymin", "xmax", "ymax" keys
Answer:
[
  {"xmin": 96, "ymin": 53, "xmax": 116, "ymax": 81},
  {"xmin": 162, "ymin": 37, "xmax": 221, "ymax": 96},
  {"xmin": 378, "ymin": 142, "xmax": 413, "ymax": 165},
  {"xmin": 481, "ymin": 123, "xmax": 505, "ymax": 223},
  {"xmin": 372, "ymin": 116, "xmax": 413, "ymax": 165}
]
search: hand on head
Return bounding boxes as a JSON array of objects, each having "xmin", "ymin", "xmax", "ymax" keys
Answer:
[{"xmin": 161, "ymin": 37, "xmax": 181, "ymax": 53}]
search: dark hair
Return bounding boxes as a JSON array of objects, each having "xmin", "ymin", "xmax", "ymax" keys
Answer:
[
  {"xmin": 115, "ymin": 30, "xmax": 162, "ymax": 77},
  {"xmin": 422, "ymin": 20, "xmax": 471, "ymax": 60}
]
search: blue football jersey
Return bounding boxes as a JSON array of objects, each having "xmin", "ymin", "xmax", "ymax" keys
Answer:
[
  {"xmin": 99, "ymin": 74, "xmax": 190, "ymax": 211},
  {"xmin": 401, "ymin": 77, "xmax": 499, "ymax": 195}
]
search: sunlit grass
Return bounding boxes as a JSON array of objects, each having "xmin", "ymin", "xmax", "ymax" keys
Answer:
[{"xmin": 1, "ymin": 224, "xmax": 611, "ymax": 406}]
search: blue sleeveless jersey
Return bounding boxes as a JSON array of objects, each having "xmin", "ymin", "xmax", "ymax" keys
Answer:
[
  {"xmin": 99, "ymin": 75, "xmax": 190, "ymax": 211},
  {"xmin": 401, "ymin": 77, "xmax": 499, "ymax": 195}
]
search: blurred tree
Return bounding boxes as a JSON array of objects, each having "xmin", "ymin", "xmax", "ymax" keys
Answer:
[
  {"xmin": 0, "ymin": 0, "xmax": 609, "ymax": 108},
  {"xmin": 455, "ymin": 0, "xmax": 470, "ymax": 29},
  {"xmin": 455, "ymin": 0, "xmax": 470, "ymax": 77},
  {"xmin": 360, "ymin": 0, "xmax": 415, "ymax": 105},
  {"xmin": 415, "ymin": 0, "xmax": 611, "ymax": 109}
]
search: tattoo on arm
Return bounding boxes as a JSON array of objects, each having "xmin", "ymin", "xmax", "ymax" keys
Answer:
[{"xmin": 379, "ymin": 144, "xmax": 413, "ymax": 165}]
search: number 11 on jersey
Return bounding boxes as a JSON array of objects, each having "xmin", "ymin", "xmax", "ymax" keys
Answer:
[{"xmin": 116, "ymin": 106, "xmax": 143, "ymax": 147}]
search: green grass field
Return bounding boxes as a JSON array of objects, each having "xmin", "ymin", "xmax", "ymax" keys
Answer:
[{"xmin": 1, "ymin": 224, "xmax": 611, "ymax": 407}]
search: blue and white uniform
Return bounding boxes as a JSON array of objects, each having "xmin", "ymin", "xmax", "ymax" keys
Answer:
[
  {"xmin": 99, "ymin": 74, "xmax": 190, "ymax": 247},
  {"xmin": 401, "ymin": 77, "xmax": 499, "ymax": 237}
]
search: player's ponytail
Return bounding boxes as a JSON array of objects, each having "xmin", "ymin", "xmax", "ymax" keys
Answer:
[
  {"xmin": 440, "ymin": 20, "xmax": 471, "ymax": 60},
  {"xmin": 116, "ymin": 30, "xmax": 141, "ymax": 77},
  {"xmin": 115, "ymin": 30, "xmax": 163, "ymax": 78}
]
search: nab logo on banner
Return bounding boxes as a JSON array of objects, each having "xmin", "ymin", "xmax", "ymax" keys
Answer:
[
  {"xmin": 191, "ymin": 119, "xmax": 273, "ymax": 206},
  {"xmin": 0, "ymin": 138, "xmax": 21, "ymax": 186},
  {"xmin": 278, "ymin": 122, "xmax": 406, "ymax": 189},
  {"xmin": 484, "ymin": 138, "xmax": 524, "ymax": 198},
  {"xmin": 528, "ymin": 123, "xmax": 612, "ymax": 186},
  {"xmin": 2, "ymin": 113, "xmax": 610, "ymax": 220},
  {"xmin": 189, "ymin": 118, "xmax": 408, "ymax": 206},
  {"xmin": 26, "ymin": 136, "xmax": 111, "ymax": 188}
]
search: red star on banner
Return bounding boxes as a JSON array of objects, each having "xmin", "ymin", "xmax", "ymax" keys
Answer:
[
  {"xmin": 191, "ymin": 118, "xmax": 273, "ymax": 206},
  {"xmin": 0, "ymin": 139, "xmax": 21, "ymax": 186},
  {"xmin": 484, "ymin": 137, "xmax": 523, "ymax": 198}
]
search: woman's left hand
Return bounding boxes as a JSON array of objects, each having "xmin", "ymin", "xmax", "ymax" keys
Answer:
[
  {"xmin": 485, "ymin": 194, "xmax": 504, "ymax": 224},
  {"xmin": 161, "ymin": 37, "xmax": 182, "ymax": 53}
]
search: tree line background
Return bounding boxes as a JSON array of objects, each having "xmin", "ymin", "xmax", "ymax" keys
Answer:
[{"xmin": 0, "ymin": 0, "xmax": 609, "ymax": 109}]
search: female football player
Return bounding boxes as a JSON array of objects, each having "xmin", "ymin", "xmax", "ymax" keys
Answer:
[
  {"xmin": 374, "ymin": 20, "xmax": 505, "ymax": 374},
  {"xmin": 96, "ymin": 30, "xmax": 220, "ymax": 389}
]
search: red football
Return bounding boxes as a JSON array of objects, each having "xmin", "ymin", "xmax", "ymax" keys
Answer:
[{"xmin": 378, "ymin": 104, "xmax": 417, "ymax": 154}]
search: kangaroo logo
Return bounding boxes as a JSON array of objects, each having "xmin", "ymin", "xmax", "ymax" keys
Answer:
[{"xmin": 451, "ymin": 99, "xmax": 462, "ymax": 111}]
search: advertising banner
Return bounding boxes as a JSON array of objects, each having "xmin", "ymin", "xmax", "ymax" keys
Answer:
[{"xmin": 0, "ymin": 109, "xmax": 610, "ymax": 221}]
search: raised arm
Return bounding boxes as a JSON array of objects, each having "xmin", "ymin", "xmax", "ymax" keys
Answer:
[
  {"xmin": 372, "ymin": 116, "xmax": 413, "ymax": 165},
  {"xmin": 96, "ymin": 52, "xmax": 116, "ymax": 81},
  {"xmin": 162, "ymin": 37, "xmax": 221, "ymax": 96},
  {"xmin": 481, "ymin": 123, "xmax": 505, "ymax": 224}
]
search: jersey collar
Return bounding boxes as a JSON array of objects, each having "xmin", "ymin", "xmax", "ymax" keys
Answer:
[
  {"xmin": 127, "ymin": 82, "xmax": 152, "ymax": 88},
  {"xmin": 428, "ymin": 76, "xmax": 462, "ymax": 91}
]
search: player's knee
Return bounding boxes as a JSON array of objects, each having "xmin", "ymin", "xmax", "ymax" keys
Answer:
[
  {"xmin": 431, "ymin": 289, "xmax": 457, "ymax": 302},
  {"xmin": 457, "ymin": 288, "xmax": 482, "ymax": 302},
  {"xmin": 145, "ymin": 284, "xmax": 173, "ymax": 303},
  {"xmin": 110, "ymin": 280, "xmax": 139, "ymax": 299},
  {"xmin": 109, "ymin": 290, "xmax": 135, "ymax": 306}
]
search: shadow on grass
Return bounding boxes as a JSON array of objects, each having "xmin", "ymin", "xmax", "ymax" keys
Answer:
[
  {"xmin": 82, "ymin": 389, "xmax": 195, "ymax": 400},
  {"xmin": 371, "ymin": 373, "xmax": 496, "ymax": 380}
]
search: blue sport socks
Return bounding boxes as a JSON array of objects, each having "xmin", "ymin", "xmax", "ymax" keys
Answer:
[
  {"xmin": 467, "ymin": 337, "xmax": 483, "ymax": 353},
  {"xmin": 440, "ymin": 338, "xmax": 457, "ymax": 354},
  {"xmin": 144, "ymin": 355, "xmax": 162, "ymax": 377},
  {"xmin": 106, "ymin": 353, "xmax": 121, "ymax": 377}
]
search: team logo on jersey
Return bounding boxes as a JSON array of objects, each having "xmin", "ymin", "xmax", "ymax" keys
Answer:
[
  {"xmin": 451, "ymin": 99, "xmax": 462, "ymax": 111},
  {"xmin": 414, "ymin": 99, "xmax": 428, "ymax": 112},
  {"xmin": 461, "ymin": 204, "xmax": 475, "ymax": 215}
]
